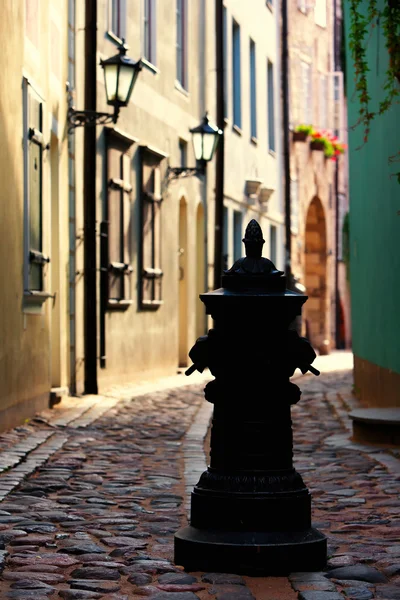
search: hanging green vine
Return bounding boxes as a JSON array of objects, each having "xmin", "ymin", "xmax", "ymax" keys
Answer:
[{"xmin": 348, "ymin": 0, "xmax": 400, "ymax": 180}]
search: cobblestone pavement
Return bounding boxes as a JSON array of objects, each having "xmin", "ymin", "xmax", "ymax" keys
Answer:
[{"xmin": 0, "ymin": 352, "xmax": 399, "ymax": 600}]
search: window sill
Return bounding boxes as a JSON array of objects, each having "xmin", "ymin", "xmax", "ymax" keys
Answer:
[
  {"xmin": 266, "ymin": 1, "xmax": 273, "ymax": 13},
  {"xmin": 107, "ymin": 299, "xmax": 133, "ymax": 311},
  {"xmin": 250, "ymin": 136, "xmax": 258, "ymax": 146},
  {"xmin": 268, "ymin": 148, "xmax": 276, "ymax": 158},
  {"xmin": 23, "ymin": 290, "xmax": 53, "ymax": 314},
  {"xmin": 142, "ymin": 58, "xmax": 159, "ymax": 75},
  {"xmin": 174, "ymin": 80, "xmax": 190, "ymax": 98},
  {"xmin": 232, "ymin": 124, "xmax": 243, "ymax": 136},
  {"xmin": 140, "ymin": 299, "xmax": 163, "ymax": 311},
  {"xmin": 106, "ymin": 30, "xmax": 124, "ymax": 46}
]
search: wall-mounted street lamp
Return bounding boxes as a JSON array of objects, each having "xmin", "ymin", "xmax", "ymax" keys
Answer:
[
  {"xmin": 167, "ymin": 113, "xmax": 222, "ymax": 181},
  {"xmin": 67, "ymin": 42, "xmax": 142, "ymax": 133}
]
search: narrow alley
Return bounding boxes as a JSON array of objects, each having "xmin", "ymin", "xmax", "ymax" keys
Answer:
[{"xmin": 0, "ymin": 353, "xmax": 398, "ymax": 600}]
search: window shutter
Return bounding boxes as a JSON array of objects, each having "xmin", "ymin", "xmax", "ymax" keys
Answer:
[
  {"xmin": 140, "ymin": 148, "xmax": 164, "ymax": 309},
  {"xmin": 28, "ymin": 91, "xmax": 44, "ymax": 292}
]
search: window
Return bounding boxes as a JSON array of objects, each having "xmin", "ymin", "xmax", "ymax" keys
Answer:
[
  {"xmin": 270, "ymin": 225, "xmax": 277, "ymax": 265},
  {"xmin": 314, "ymin": 0, "xmax": 327, "ymax": 27},
  {"xmin": 109, "ymin": 0, "xmax": 126, "ymax": 41},
  {"xmin": 140, "ymin": 145, "xmax": 166, "ymax": 309},
  {"xmin": 319, "ymin": 74, "xmax": 327, "ymax": 128},
  {"xmin": 176, "ymin": 0, "xmax": 187, "ymax": 88},
  {"xmin": 300, "ymin": 61, "xmax": 312, "ymax": 123},
  {"xmin": 103, "ymin": 130, "xmax": 134, "ymax": 308},
  {"xmin": 223, "ymin": 206, "xmax": 229, "ymax": 270},
  {"xmin": 223, "ymin": 6, "xmax": 228, "ymax": 118},
  {"xmin": 267, "ymin": 60, "xmax": 275, "ymax": 151},
  {"xmin": 250, "ymin": 39, "xmax": 257, "ymax": 139},
  {"xmin": 23, "ymin": 78, "xmax": 50, "ymax": 300},
  {"xmin": 232, "ymin": 20, "xmax": 241, "ymax": 129},
  {"xmin": 179, "ymin": 139, "xmax": 187, "ymax": 167},
  {"xmin": 233, "ymin": 210, "xmax": 243, "ymax": 261},
  {"xmin": 331, "ymin": 71, "xmax": 344, "ymax": 137},
  {"xmin": 143, "ymin": 0, "xmax": 156, "ymax": 65}
]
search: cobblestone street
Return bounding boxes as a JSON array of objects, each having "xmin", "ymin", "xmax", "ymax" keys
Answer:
[{"xmin": 0, "ymin": 352, "xmax": 399, "ymax": 600}]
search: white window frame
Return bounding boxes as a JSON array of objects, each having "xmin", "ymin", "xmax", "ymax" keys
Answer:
[
  {"xmin": 232, "ymin": 19, "xmax": 242, "ymax": 130},
  {"xmin": 250, "ymin": 39, "xmax": 257, "ymax": 140},
  {"xmin": 176, "ymin": 0, "xmax": 188, "ymax": 89},
  {"xmin": 329, "ymin": 71, "xmax": 344, "ymax": 136},
  {"xmin": 142, "ymin": 0, "xmax": 157, "ymax": 68},
  {"xmin": 22, "ymin": 77, "xmax": 51, "ymax": 312},
  {"xmin": 267, "ymin": 59, "xmax": 276, "ymax": 151},
  {"xmin": 108, "ymin": 0, "xmax": 127, "ymax": 43}
]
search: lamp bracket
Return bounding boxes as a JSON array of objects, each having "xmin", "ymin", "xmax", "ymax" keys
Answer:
[
  {"xmin": 166, "ymin": 163, "xmax": 206, "ymax": 182},
  {"xmin": 67, "ymin": 106, "xmax": 120, "ymax": 134}
]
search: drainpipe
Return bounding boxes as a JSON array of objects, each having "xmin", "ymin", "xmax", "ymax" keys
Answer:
[
  {"xmin": 83, "ymin": 0, "xmax": 98, "ymax": 393},
  {"xmin": 281, "ymin": 0, "xmax": 292, "ymax": 285},
  {"xmin": 213, "ymin": 0, "xmax": 225, "ymax": 290}
]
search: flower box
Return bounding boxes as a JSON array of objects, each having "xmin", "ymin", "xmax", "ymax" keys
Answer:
[
  {"xmin": 310, "ymin": 139, "xmax": 325, "ymax": 152},
  {"xmin": 293, "ymin": 130, "xmax": 308, "ymax": 142},
  {"xmin": 245, "ymin": 178, "xmax": 263, "ymax": 197},
  {"xmin": 259, "ymin": 186, "xmax": 274, "ymax": 204}
]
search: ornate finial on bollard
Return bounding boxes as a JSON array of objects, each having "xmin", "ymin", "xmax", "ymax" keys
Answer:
[
  {"xmin": 222, "ymin": 219, "xmax": 285, "ymax": 290},
  {"xmin": 242, "ymin": 219, "xmax": 264, "ymax": 259}
]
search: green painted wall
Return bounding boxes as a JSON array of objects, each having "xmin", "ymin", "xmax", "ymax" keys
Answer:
[{"xmin": 344, "ymin": 0, "xmax": 400, "ymax": 374}]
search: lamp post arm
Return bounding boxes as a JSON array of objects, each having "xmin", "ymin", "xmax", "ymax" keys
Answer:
[{"xmin": 67, "ymin": 105, "xmax": 120, "ymax": 133}]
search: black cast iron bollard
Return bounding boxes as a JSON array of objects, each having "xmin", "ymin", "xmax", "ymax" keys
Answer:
[{"xmin": 174, "ymin": 219, "xmax": 327, "ymax": 575}]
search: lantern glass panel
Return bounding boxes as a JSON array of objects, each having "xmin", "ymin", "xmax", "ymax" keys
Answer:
[
  {"xmin": 104, "ymin": 64, "xmax": 118, "ymax": 103},
  {"xmin": 117, "ymin": 64, "xmax": 135, "ymax": 104},
  {"xmin": 192, "ymin": 132, "xmax": 204, "ymax": 161},
  {"xmin": 202, "ymin": 133, "xmax": 218, "ymax": 161}
]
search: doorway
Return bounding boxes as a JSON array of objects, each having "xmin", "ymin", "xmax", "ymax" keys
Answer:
[
  {"xmin": 304, "ymin": 197, "xmax": 328, "ymax": 352},
  {"xmin": 178, "ymin": 198, "xmax": 188, "ymax": 367},
  {"xmin": 196, "ymin": 202, "xmax": 206, "ymax": 338}
]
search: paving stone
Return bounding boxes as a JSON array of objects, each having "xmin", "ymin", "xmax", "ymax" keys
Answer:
[
  {"xmin": 3, "ymin": 572, "xmax": 66, "ymax": 583},
  {"xmin": 208, "ymin": 584, "xmax": 254, "ymax": 598},
  {"xmin": 158, "ymin": 573, "xmax": 197, "ymax": 585},
  {"xmin": 101, "ymin": 536, "xmax": 148, "ymax": 548},
  {"xmin": 58, "ymin": 542, "xmax": 105, "ymax": 554},
  {"xmin": 375, "ymin": 585, "xmax": 400, "ymax": 599},
  {"xmin": 326, "ymin": 565, "xmax": 387, "ymax": 583},
  {"xmin": 70, "ymin": 567, "xmax": 121, "ymax": 580},
  {"xmin": 6, "ymin": 593, "xmax": 51, "ymax": 599},
  {"xmin": 70, "ymin": 580, "xmax": 121, "ymax": 593},
  {"xmin": 127, "ymin": 572, "xmax": 153, "ymax": 585},
  {"xmin": 14, "ymin": 564, "xmax": 61, "ymax": 573},
  {"xmin": 327, "ymin": 556, "xmax": 357, "ymax": 568},
  {"xmin": 298, "ymin": 593, "xmax": 345, "ymax": 600},
  {"xmin": 122, "ymin": 559, "xmax": 179, "ymax": 575},
  {"xmin": 10, "ymin": 579, "xmax": 55, "ymax": 591},
  {"xmin": 59, "ymin": 592, "xmax": 103, "ymax": 599},
  {"xmin": 201, "ymin": 573, "xmax": 245, "ymax": 585},
  {"xmin": 150, "ymin": 594, "xmax": 200, "ymax": 600},
  {"xmin": 343, "ymin": 588, "xmax": 374, "ymax": 600},
  {"xmin": 331, "ymin": 580, "xmax": 375, "ymax": 589},
  {"xmin": 292, "ymin": 581, "xmax": 337, "ymax": 592},
  {"xmin": 8, "ymin": 553, "xmax": 79, "ymax": 568}
]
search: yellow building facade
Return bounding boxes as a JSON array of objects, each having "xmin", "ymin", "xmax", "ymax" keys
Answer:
[{"xmin": 0, "ymin": 0, "xmax": 70, "ymax": 429}]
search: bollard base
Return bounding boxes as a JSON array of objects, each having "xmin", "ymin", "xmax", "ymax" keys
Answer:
[{"xmin": 174, "ymin": 525, "xmax": 327, "ymax": 575}]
